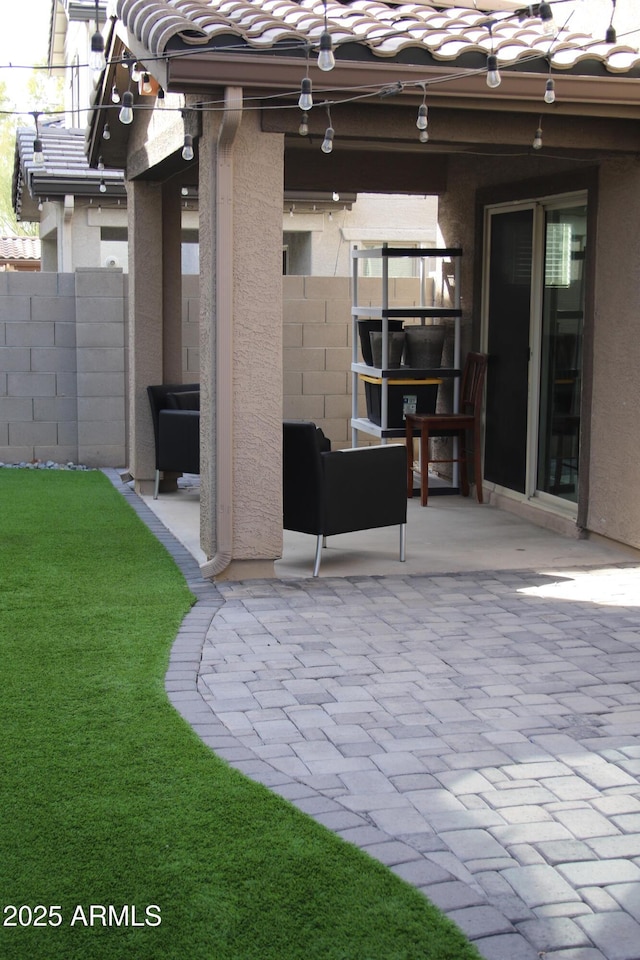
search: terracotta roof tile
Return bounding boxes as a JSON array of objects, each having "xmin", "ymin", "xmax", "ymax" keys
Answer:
[{"xmin": 114, "ymin": 0, "xmax": 640, "ymax": 73}]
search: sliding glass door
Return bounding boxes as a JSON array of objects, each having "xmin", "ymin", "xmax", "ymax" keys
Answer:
[{"xmin": 483, "ymin": 196, "xmax": 587, "ymax": 507}]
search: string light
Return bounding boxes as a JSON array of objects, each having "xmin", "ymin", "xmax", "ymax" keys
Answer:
[
  {"xmin": 89, "ymin": 0, "xmax": 106, "ymax": 74},
  {"xmin": 182, "ymin": 134, "xmax": 194, "ymax": 161},
  {"xmin": 111, "ymin": 83, "xmax": 120, "ymax": 103},
  {"xmin": 318, "ymin": 0, "xmax": 335, "ymax": 72},
  {"xmin": 318, "ymin": 31, "xmax": 335, "ymax": 72},
  {"xmin": 486, "ymin": 53, "xmax": 501, "ymax": 89},
  {"xmin": 298, "ymin": 111, "xmax": 309, "ymax": 136},
  {"xmin": 298, "ymin": 77, "xmax": 313, "ymax": 111},
  {"xmin": 416, "ymin": 84, "xmax": 428, "ymax": 143},
  {"xmin": 119, "ymin": 90, "xmax": 134, "ymax": 124},
  {"xmin": 606, "ymin": 0, "xmax": 617, "ymax": 43},
  {"xmin": 544, "ymin": 77, "xmax": 556, "ymax": 104},
  {"xmin": 532, "ymin": 118, "xmax": 543, "ymax": 150},
  {"xmin": 538, "ymin": 2, "xmax": 554, "ymax": 36},
  {"xmin": 102, "ymin": 122, "xmax": 111, "ymax": 140},
  {"xmin": 31, "ymin": 111, "xmax": 43, "ymax": 166},
  {"xmin": 99, "ymin": 178, "xmax": 107, "ymax": 193},
  {"xmin": 141, "ymin": 72, "xmax": 153, "ymax": 94},
  {"xmin": 321, "ymin": 106, "xmax": 334, "ymax": 154}
]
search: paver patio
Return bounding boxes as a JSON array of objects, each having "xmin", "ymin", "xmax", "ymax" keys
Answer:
[{"xmin": 112, "ymin": 472, "xmax": 640, "ymax": 960}]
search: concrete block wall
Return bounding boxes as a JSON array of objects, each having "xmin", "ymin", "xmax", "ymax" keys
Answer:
[
  {"xmin": 182, "ymin": 274, "xmax": 200, "ymax": 377},
  {"xmin": 0, "ymin": 272, "xmax": 79, "ymax": 465},
  {"xmin": 283, "ymin": 274, "xmax": 426, "ymax": 446}
]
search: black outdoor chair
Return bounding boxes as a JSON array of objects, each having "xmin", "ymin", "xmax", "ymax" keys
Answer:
[
  {"xmin": 283, "ymin": 419, "xmax": 407, "ymax": 576},
  {"xmin": 147, "ymin": 383, "xmax": 200, "ymax": 499}
]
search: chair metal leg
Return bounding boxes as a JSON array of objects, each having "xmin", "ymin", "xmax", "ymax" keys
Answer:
[
  {"xmin": 399, "ymin": 523, "xmax": 406, "ymax": 562},
  {"xmin": 313, "ymin": 535, "xmax": 323, "ymax": 577},
  {"xmin": 153, "ymin": 469, "xmax": 160, "ymax": 500}
]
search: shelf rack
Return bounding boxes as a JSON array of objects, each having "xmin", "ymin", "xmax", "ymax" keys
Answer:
[{"xmin": 350, "ymin": 245, "xmax": 463, "ymax": 443}]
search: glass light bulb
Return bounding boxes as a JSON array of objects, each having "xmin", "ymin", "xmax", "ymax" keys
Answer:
[
  {"xmin": 89, "ymin": 32, "xmax": 105, "ymax": 73},
  {"xmin": 99, "ymin": 179, "xmax": 107, "ymax": 193},
  {"xmin": 119, "ymin": 91, "xmax": 134, "ymax": 124},
  {"xmin": 418, "ymin": 129, "xmax": 429, "ymax": 144},
  {"xmin": 539, "ymin": 2, "xmax": 554, "ymax": 35},
  {"xmin": 486, "ymin": 55, "xmax": 501, "ymax": 89},
  {"xmin": 182, "ymin": 135, "xmax": 194, "ymax": 161},
  {"xmin": 142, "ymin": 73, "xmax": 153, "ymax": 94},
  {"xmin": 298, "ymin": 112, "xmax": 309, "ymax": 136},
  {"xmin": 532, "ymin": 128, "xmax": 543, "ymax": 150},
  {"xmin": 130, "ymin": 62, "xmax": 141, "ymax": 82},
  {"xmin": 97, "ymin": 156, "xmax": 105, "ymax": 171},
  {"xmin": 298, "ymin": 78, "xmax": 313, "ymax": 112},
  {"xmin": 318, "ymin": 31, "xmax": 335, "ymax": 72},
  {"xmin": 33, "ymin": 138, "xmax": 44, "ymax": 165},
  {"xmin": 102, "ymin": 122, "xmax": 111, "ymax": 140},
  {"xmin": 321, "ymin": 126, "xmax": 334, "ymax": 154},
  {"xmin": 544, "ymin": 79, "xmax": 555, "ymax": 104},
  {"xmin": 111, "ymin": 84, "xmax": 120, "ymax": 103},
  {"xmin": 416, "ymin": 104, "xmax": 428, "ymax": 131}
]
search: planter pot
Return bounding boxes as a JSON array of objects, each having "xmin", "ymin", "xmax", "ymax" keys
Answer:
[
  {"xmin": 369, "ymin": 331, "xmax": 405, "ymax": 368},
  {"xmin": 404, "ymin": 325, "xmax": 445, "ymax": 368},
  {"xmin": 357, "ymin": 320, "xmax": 404, "ymax": 366}
]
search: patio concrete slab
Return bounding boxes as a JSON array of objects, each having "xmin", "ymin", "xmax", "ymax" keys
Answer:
[{"xmin": 106, "ymin": 470, "xmax": 640, "ymax": 960}]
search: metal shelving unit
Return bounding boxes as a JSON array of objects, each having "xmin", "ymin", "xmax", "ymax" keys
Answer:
[{"xmin": 350, "ymin": 245, "xmax": 463, "ymax": 444}]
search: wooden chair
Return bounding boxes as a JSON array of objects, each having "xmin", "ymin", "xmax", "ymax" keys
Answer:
[{"xmin": 405, "ymin": 352, "xmax": 488, "ymax": 506}]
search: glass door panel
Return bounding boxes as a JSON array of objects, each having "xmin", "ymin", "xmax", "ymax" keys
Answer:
[{"xmin": 536, "ymin": 205, "xmax": 587, "ymax": 502}]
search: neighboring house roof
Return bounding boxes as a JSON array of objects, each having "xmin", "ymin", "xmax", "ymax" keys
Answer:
[
  {"xmin": 113, "ymin": 0, "xmax": 640, "ymax": 74},
  {"xmin": 0, "ymin": 236, "xmax": 41, "ymax": 262},
  {"xmin": 13, "ymin": 125, "xmax": 126, "ymax": 223},
  {"xmin": 49, "ymin": 0, "xmax": 109, "ymax": 69}
]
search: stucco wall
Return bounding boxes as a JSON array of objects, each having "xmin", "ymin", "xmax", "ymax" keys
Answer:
[{"xmin": 587, "ymin": 157, "xmax": 640, "ymax": 548}]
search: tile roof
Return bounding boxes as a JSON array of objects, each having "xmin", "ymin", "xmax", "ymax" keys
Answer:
[
  {"xmin": 115, "ymin": 0, "xmax": 640, "ymax": 74},
  {"xmin": 0, "ymin": 236, "xmax": 41, "ymax": 262},
  {"xmin": 13, "ymin": 125, "xmax": 125, "ymax": 222}
]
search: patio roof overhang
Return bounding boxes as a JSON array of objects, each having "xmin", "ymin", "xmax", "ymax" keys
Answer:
[{"xmin": 86, "ymin": 1, "xmax": 640, "ymax": 176}]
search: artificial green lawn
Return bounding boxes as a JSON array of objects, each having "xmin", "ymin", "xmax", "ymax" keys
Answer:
[{"xmin": 0, "ymin": 470, "xmax": 482, "ymax": 960}]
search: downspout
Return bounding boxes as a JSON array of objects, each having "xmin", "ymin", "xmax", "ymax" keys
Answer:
[{"xmin": 200, "ymin": 87, "xmax": 243, "ymax": 579}]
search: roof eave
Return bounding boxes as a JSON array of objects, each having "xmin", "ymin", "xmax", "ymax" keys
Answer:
[{"xmin": 164, "ymin": 51, "xmax": 640, "ymax": 118}]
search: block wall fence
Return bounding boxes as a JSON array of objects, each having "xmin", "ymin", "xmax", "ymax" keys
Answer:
[{"xmin": 0, "ymin": 270, "xmax": 423, "ymax": 466}]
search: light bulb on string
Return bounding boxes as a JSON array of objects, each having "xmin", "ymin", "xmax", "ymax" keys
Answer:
[
  {"xmin": 298, "ymin": 112, "xmax": 309, "ymax": 136},
  {"xmin": 129, "ymin": 62, "xmax": 142, "ymax": 83},
  {"xmin": 141, "ymin": 73, "xmax": 153, "ymax": 94},
  {"xmin": 321, "ymin": 126, "xmax": 334, "ymax": 154},
  {"xmin": 99, "ymin": 179, "xmax": 107, "ymax": 193},
  {"xmin": 102, "ymin": 122, "xmax": 111, "ymax": 140},
  {"xmin": 298, "ymin": 77, "xmax": 313, "ymax": 111},
  {"xmin": 119, "ymin": 90, "xmax": 134, "ymax": 124},
  {"xmin": 418, "ymin": 129, "xmax": 429, "ymax": 144},
  {"xmin": 97, "ymin": 155, "xmax": 105, "ymax": 171},
  {"xmin": 32, "ymin": 136, "xmax": 44, "ymax": 165},
  {"xmin": 532, "ymin": 122, "xmax": 543, "ymax": 150},
  {"xmin": 486, "ymin": 53, "xmax": 501, "ymax": 89},
  {"xmin": 89, "ymin": 0, "xmax": 105, "ymax": 74},
  {"xmin": 605, "ymin": 25, "xmax": 617, "ymax": 43},
  {"xmin": 182, "ymin": 134, "xmax": 194, "ymax": 161},
  {"xmin": 111, "ymin": 84, "xmax": 120, "ymax": 103},
  {"xmin": 538, "ymin": 2, "xmax": 554, "ymax": 36},
  {"xmin": 318, "ymin": 30, "xmax": 335, "ymax": 72},
  {"xmin": 416, "ymin": 104, "xmax": 428, "ymax": 131},
  {"xmin": 544, "ymin": 78, "xmax": 555, "ymax": 104}
]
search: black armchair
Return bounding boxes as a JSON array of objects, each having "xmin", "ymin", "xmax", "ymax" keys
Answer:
[
  {"xmin": 283, "ymin": 420, "xmax": 407, "ymax": 576},
  {"xmin": 147, "ymin": 383, "xmax": 200, "ymax": 499}
]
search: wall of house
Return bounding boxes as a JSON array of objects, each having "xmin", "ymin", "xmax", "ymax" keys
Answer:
[{"xmin": 587, "ymin": 156, "xmax": 640, "ymax": 549}]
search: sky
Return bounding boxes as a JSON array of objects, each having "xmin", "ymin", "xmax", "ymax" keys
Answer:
[{"xmin": 0, "ymin": 0, "xmax": 52, "ymax": 110}]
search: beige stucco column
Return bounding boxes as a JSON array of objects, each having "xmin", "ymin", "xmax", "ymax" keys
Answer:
[
  {"xmin": 198, "ymin": 93, "xmax": 284, "ymax": 579},
  {"xmin": 162, "ymin": 183, "xmax": 183, "ymax": 385}
]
